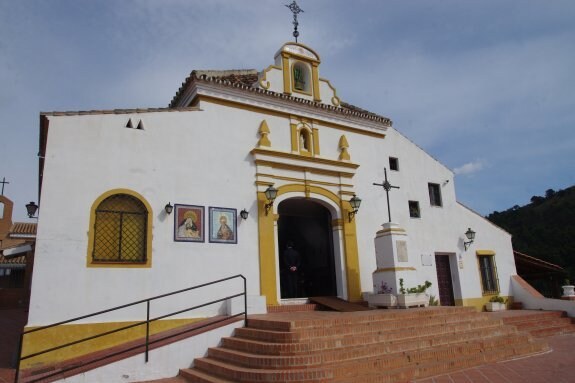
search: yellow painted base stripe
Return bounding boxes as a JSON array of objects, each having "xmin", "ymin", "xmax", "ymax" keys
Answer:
[
  {"xmin": 455, "ymin": 296, "xmax": 512, "ymax": 311},
  {"xmin": 21, "ymin": 318, "xmax": 203, "ymax": 368}
]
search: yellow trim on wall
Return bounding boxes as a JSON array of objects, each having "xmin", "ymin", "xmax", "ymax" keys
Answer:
[
  {"xmin": 254, "ymin": 159, "xmax": 355, "ymax": 179},
  {"xmin": 257, "ymin": 120, "xmax": 271, "ymax": 147},
  {"xmin": 455, "ymin": 296, "xmax": 512, "ymax": 312},
  {"xmin": 20, "ymin": 318, "xmax": 202, "ymax": 368},
  {"xmin": 257, "ymin": 184, "xmax": 362, "ymax": 304},
  {"xmin": 281, "ymin": 53, "xmax": 291, "ymax": 94},
  {"xmin": 86, "ymin": 189, "xmax": 153, "ymax": 268},
  {"xmin": 251, "ymin": 148, "xmax": 359, "ymax": 169},
  {"xmin": 476, "ymin": 250, "xmax": 496, "ymax": 256},
  {"xmin": 475, "ymin": 252, "xmax": 501, "ymax": 294},
  {"xmin": 320, "ymin": 78, "xmax": 341, "ymax": 106},
  {"xmin": 312, "ymin": 128, "xmax": 320, "ymax": 155},
  {"xmin": 196, "ymin": 96, "xmax": 387, "ymax": 139},
  {"xmin": 312, "ymin": 63, "xmax": 321, "ymax": 102},
  {"xmin": 259, "ymin": 64, "xmax": 281, "ymax": 90},
  {"xmin": 255, "ymin": 173, "xmax": 353, "ymax": 188},
  {"xmin": 373, "ymin": 267, "xmax": 416, "ymax": 273},
  {"xmin": 257, "ymin": 190, "xmax": 279, "ymax": 305},
  {"xmin": 290, "ymin": 123, "xmax": 298, "ymax": 152}
]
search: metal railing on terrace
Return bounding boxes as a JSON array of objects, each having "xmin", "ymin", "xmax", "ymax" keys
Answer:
[{"xmin": 14, "ymin": 274, "xmax": 247, "ymax": 383}]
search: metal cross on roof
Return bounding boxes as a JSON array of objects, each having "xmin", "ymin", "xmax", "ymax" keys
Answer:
[
  {"xmin": 373, "ymin": 168, "xmax": 400, "ymax": 223},
  {"xmin": 0, "ymin": 177, "xmax": 8, "ymax": 196},
  {"xmin": 285, "ymin": 1, "xmax": 304, "ymax": 43}
]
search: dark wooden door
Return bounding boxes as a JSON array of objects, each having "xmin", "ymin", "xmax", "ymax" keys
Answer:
[{"xmin": 435, "ymin": 254, "xmax": 455, "ymax": 306}]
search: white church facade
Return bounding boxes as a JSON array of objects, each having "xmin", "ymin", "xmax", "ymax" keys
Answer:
[{"xmin": 25, "ymin": 42, "xmax": 517, "ymax": 367}]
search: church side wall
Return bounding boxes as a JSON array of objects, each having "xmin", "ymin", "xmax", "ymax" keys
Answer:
[
  {"xmin": 30, "ymin": 109, "xmax": 268, "ymax": 327},
  {"xmin": 30, "ymin": 99, "xmax": 518, "ymax": 331},
  {"xmin": 348, "ymin": 126, "xmax": 516, "ymax": 308}
]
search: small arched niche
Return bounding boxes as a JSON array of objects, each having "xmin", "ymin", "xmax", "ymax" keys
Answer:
[{"xmin": 292, "ymin": 61, "xmax": 311, "ymax": 94}]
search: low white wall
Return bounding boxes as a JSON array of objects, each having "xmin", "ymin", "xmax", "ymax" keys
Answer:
[
  {"xmin": 57, "ymin": 321, "xmax": 242, "ymax": 383},
  {"xmin": 511, "ymin": 276, "xmax": 575, "ymax": 317}
]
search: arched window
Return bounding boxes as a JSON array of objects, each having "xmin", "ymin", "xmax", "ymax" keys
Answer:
[{"xmin": 92, "ymin": 194, "xmax": 148, "ymax": 263}]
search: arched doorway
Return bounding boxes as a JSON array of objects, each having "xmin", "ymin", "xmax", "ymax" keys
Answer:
[{"xmin": 277, "ymin": 198, "xmax": 337, "ymax": 299}]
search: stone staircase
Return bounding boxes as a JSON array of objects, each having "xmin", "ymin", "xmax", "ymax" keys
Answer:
[
  {"xmin": 498, "ymin": 310, "xmax": 575, "ymax": 338},
  {"xmin": 175, "ymin": 307, "xmax": 548, "ymax": 382}
]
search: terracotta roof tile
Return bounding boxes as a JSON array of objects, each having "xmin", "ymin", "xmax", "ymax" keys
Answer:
[
  {"xmin": 9, "ymin": 222, "xmax": 37, "ymax": 237},
  {"xmin": 514, "ymin": 250, "xmax": 564, "ymax": 271},
  {"xmin": 0, "ymin": 253, "xmax": 26, "ymax": 266},
  {"xmin": 169, "ymin": 69, "xmax": 392, "ymax": 126},
  {"xmin": 41, "ymin": 106, "xmax": 201, "ymax": 117}
]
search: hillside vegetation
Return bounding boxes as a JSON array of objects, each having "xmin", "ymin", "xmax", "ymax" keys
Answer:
[{"xmin": 486, "ymin": 185, "xmax": 575, "ymax": 278}]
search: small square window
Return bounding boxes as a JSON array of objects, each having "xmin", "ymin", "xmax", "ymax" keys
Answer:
[
  {"xmin": 428, "ymin": 183, "xmax": 442, "ymax": 207},
  {"xmin": 408, "ymin": 201, "xmax": 420, "ymax": 218},
  {"xmin": 389, "ymin": 157, "xmax": 399, "ymax": 171}
]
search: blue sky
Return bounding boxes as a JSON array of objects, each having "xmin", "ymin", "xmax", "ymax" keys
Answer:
[{"xmin": 1, "ymin": 0, "xmax": 574, "ymax": 221}]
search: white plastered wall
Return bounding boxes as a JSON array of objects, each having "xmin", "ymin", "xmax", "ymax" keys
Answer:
[{"xmin": 30, "ymin": 90, "xmax": 517, "ymax": 326}]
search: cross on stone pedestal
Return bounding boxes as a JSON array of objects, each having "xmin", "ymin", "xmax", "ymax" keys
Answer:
[
  {"xmin": 373, "ymin": 168, "xmax": 400, "ymax": 223},
  {"xmin": 0, "ymin": 177, "xmax": 8, "ymax": 196}
]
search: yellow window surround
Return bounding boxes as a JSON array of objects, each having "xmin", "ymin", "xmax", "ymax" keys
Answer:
[{"xmin": 87, "ymin": 189, "xmax": 153, "ymax": 268}]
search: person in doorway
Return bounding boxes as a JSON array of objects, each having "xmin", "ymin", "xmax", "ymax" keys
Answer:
[{"xmin": 283, "ymin": 241, "xmax": 301, "ymax": 298}]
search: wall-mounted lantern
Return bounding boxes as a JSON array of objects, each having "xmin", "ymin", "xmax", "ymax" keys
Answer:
[
  {"xmin": 264, "ymin": 185, "xmax": 278, "ymax": 215},
  {"xmin": 464, "ymin": 227, "xmax": 476, "ymax": 250},
  {"xmin": 26, "ymin": 201, "xmax": 38, "ymax": 218},
  {"xmin": 348, "ymin": 194, "xmax": 362, "ymax": 222}
]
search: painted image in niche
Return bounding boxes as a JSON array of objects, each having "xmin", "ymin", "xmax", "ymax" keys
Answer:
[
  {"xmin": 174, "ymin": 204, "xmax": 204, "ymax": 242},
  {"xmin": 209, "ymin": 207, "xmax": 237, "ymax": 244}
]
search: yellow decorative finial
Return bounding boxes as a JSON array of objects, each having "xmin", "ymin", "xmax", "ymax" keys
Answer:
[
  {"xmin": 338, "ymin": 135, "xmax": 350, "ymax": 161},
  {"xmin": 257, "ymin": 120, "xmax": 271, "ymax": 147}
]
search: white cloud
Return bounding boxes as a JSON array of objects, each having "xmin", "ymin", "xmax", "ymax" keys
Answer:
[{"xmin": 454, "ymin": 160, "xmax": 485, "ymax": 176}]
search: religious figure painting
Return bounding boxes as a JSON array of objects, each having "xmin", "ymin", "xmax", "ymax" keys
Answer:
[
  {"xmin": 174, "ymin": 204, "xmax": 204, "ymax": 242},
  {"xmin": 209, "ymin": 207, "xmax": 237, "ymax": 244}
]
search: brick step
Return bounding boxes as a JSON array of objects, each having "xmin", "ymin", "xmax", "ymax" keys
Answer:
[
  {"xmin": 192, "ymin": 357, "xmax": 331, "ymax": 381},
  {"xmin": 511, "ymin": 317, "xmax": 573, "ymax": 331},
  {"xmin": 179, "ymin": 368, "xmax": 235, "ymax": 383},
  {"xmin": 499, "ymin": 312, "xmax": 575, "ymax": 338},
  {"xmin": 209, "ymin": 327, "xmax": 522, "ymax": 370},
  {"xmin": 190, "ymin": 334, "xmax": 544, "ymax": 382},
  {"xmin": 247, "ymin": 306, "xmax": 477, "ymax": 331},
  {"xmin": 529, "ymin": 325, "xmax": 575, "ymax": 338},
  {"xmin": 237, "ymin": 311, "xmax": 493, "ymax": 344},
  {"xmin": 499, "ymin": 311, "xmax": 567, "ymax": 324},
  {"xmin": 333, "ymin": 339, "xmax": 548, "ymax": 383},
  {"xmin": 222, "ymin": 321, "xmax": 517, "ymax": 357}
]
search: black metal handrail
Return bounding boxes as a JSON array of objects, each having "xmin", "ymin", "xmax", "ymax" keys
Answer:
[{"xmin": 14, "ymin": 274, "xmax": 247, "ymax": 383}]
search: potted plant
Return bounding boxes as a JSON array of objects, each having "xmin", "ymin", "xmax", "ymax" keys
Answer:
[
  {"xmin": 485, "ymin": 295, "xmax": 507, "ymax": 312},
  {"xmin": 366, "ymin": 281, "xmax": 397, "ymax": 308},
  {"xmin": 561, "ymin": 279, "xmax": 574, "ymax": 297},
  {"xmin": 396, "ymin": 279, "xmax": 431, "ymax": 308}
]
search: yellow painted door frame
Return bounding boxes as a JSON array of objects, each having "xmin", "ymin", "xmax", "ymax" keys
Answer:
[{"xmin": 257, "ymin": 184, "xmax": 362, "ymax": 305}]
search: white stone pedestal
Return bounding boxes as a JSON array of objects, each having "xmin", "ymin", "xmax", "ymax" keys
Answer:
[{"xmin": 367, "ymin": 222, "xmax": 418, "ymax": 308}]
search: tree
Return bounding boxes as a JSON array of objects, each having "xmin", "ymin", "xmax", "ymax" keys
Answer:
[
  {"xmin": 545, "ymin": 189, "xmax": 556, "ymax": 199},
  {"xmin": 531, "ymin": 196, "xmax": 545, "ymax": 205}
]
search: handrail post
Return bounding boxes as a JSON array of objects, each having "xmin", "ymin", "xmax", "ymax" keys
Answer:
[
  {"xmin": 13, "ymin": 331, "xmax": 24, "ymax": 383},
  {"xmin": 145, "ymin": 300, "xmax": 150, "ymax": 363},
  {"xmin": 242, "ymin": 275, "xmax": 248, "ymax": 326}
]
